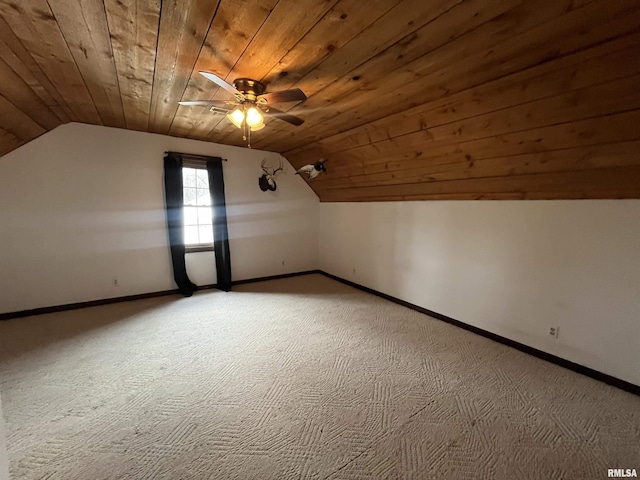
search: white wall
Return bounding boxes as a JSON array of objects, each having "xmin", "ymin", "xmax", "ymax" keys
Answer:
[
  {"xmin": 320, "ymin": 201, "xmax": 640, "ymax": 386},
  {"xmin": 0, "ymin": 123, "xmax": 318, "ymax": 313},
  {"xmin": 3, "ymin": 122, "xmax": 638, "ymax": 386},
  {"xmin": 0, "ymin": 394, "xmax": 9, "ymax": 480}
]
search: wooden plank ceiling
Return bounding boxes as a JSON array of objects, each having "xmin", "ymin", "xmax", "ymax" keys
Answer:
[{"xmin": 0, "ymin": 0, "xmax": 639, "ymax": 200}]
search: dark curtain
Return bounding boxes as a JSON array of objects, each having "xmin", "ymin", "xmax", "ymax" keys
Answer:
[
  {"xmin": 163, "ymin": 154, "xmax": 197, "ymax": 297},
  {"xmin": 206, "ymin": 158, "xmax": 232, "ymax": 291}
]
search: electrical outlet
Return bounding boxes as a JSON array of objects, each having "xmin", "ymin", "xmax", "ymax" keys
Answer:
[
  {"xmin": 352, "ymin": 268, "xmax": 356, "ymax": 276},
  {"xmin": 549, "ymin": 326, "xmax": 559, "ymax": 339},
  {"xmin": 113, "ymin": 277, "xmax": 119, "ymax": 287},
  {"xmin": 281, "ymin": 260, "xmax": 285, "ymax": 267}
]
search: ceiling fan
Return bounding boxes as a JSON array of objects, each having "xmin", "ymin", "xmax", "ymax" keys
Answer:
[{"xmin": 179, "ymin": 72, "xmax": 307, "ymax": 146}]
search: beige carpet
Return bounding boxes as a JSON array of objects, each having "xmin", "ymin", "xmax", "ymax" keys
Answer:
[{"xmin": 0, "ymin": 274, "xmax": 638, "ymax": 479}]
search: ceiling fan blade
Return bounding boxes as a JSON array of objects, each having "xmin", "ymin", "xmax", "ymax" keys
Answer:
[
  {"xmin": 179, "ymin": 100, "xmax": 235, "ymax": 107},
  {"xmin": 199, "ymin": 71, "xmax": 244, "ymax": 98},
  {"xmin": 258, "ymin": 88, "xmax": 307, "ymax": 104},
  {"xmin": 263, "ymin": 106, "xmax": 304, "ymax": 126}
]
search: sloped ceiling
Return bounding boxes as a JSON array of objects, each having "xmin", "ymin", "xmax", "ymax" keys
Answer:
[{"xmin": 0, "ymin": 0, "xmax": 639, "ymax": 201}]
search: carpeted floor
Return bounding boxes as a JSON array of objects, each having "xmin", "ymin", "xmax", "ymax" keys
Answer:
[{"xmin": 0, "ymin": 274, "xmax": 638, "ymax": 479}]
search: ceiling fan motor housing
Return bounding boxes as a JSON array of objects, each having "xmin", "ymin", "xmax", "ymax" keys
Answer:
[{"xmin": 233, "ymin": 78, "xmax": 266, "ymax": 102}]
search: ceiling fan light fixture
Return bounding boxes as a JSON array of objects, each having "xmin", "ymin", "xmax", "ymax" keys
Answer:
[
  {"xmin": 184, "ymin": 73, "xmax": 306, "ymax": 131},
  {"xmin": 245, "ymin": 106, "xmax": 264, "ymax": 128},
  {"xmin": 228, "ymin": 107, "xmax": 245, "ymax": 128}
]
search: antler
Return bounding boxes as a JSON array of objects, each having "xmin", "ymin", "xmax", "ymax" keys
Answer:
[
  {"xmin": 271, "ymin": 157, "xmax": 284, "ymax": 175},
  {"xmin": 261, "ymin": 157, "xmax": 284, "ymax": 177}
]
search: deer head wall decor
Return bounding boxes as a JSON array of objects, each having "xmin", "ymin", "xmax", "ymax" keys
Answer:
[{"xmin": 259, "ymin": 157, "xmax": 284, "ymax": 192}]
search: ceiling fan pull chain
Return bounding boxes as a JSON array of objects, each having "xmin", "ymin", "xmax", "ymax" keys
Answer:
[{"xmin": 243, "ymin": 116, "xmax": 251, "ymax": 147}]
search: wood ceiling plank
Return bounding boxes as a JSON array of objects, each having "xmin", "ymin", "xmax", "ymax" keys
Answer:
[
  {"xmin": 0, "ymin": 16, "xmax": 70, "ymax": 123},
  {"xmin": 287, "ymin": 32, "xmax": 640, "ymax": 159},
  {"xmin": 169, "ymin": 0, "xmax": 278, "ymax": 138},
  {"xmin": 261, "ymin": 0, "xmax": 403, "ymax": 92},
  {"xmin": 47, "ymin": 0, "xmax": 125, "ymax": 128},
  {"xmin": 0, "ymin": 127, "xmax": 26, "ymax": 157},
  {"xmin": 188, "ymin": 0, "xmax": 343, "ymax": 142},
  {"xmin": 522, "ymin": 190, "xmax": 640, "ymax": 200},
  {"xmin": 289, "ymin": 68, "xmax": 640, "ymax": 177},
  {"xmin": 208, "ymin": 0, "xmax": 405, "ymax": 144},
  {"xmin": 336, "ymin": 0, "xmax": 640, "ymax": 149},
  {"xmin": 235, "ymin": 0, "xmax": 471, "ymax": 150},
  {"xmin": 265, "ymin": 0, "xmax": 639, "ymax": 153},
  {"xmin": 315, "ymin": 142, "xmax": 640, "ymax": 188},
  {"xmin": 318, "ymin": 189, "xmax": 640, "ymax": 201},
  {"xmin": 0, "ymin": 94, "xmax": 46, "ymax": 141},
  {"xmin": 404, "ymin": 73, "xmax": 640, "ymax": 153},
  {"xmin": 220, "ymin": 0, "xmax": 340, "ymax": 80},
  {"xmin": 253, "ymin": 0, "xmax": 542, "ymax": 150},
  {"xmin": 303, "ymin": 109, "xmax": 640, "ymax": 183},
  {"xmin": 275, "ymin": 0, "xmax": 467, "ymax": 100},
  {"xmin": 0, "ymin": 0, "xmax": 101, "ymax": 125},
  {"xmin": 0, "ymin": 0, "xmax": 102, "ymax": 125},
  {"xmin": 149, "ymin": 0, "xmax": 221, "ymax": 134},
  {"xmin": 316, "ymin": 191, "xmax": 528, "ymax": 201},
  {"xmin": 104, "ymin": 0, "xmax": 160, "ymax": 132},
  {"xmin": 0, "ymin": 57, "xmax": 61, "ymax": 130},
  {"xmin": 320, "ymin": 165, "xmax": 640, "ymax": 200},
  {"xmin": 252, "ymin": 0, "xmax": 520, "ymax": 150},
  {"xmin": 318, "ymin": 145, "xmax": 635, "ymax": 185}
]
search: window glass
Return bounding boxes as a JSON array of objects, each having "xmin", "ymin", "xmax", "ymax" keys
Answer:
[
  {"xmin": 184, "ymin": 188, "xmax": 197, "ymax": 206},
  {"xmin": 199, "ymin": 225, "xmax": 214, "ymax": 244},
  {"xmin": 183, "ymin": 167, "xmax": 213, "ymax": 246},
  {"xmin": 196, "ymin": 189, "xmax": 211, "ymax": 206},
  {"xmin": 183, "ymin": 168, "xmax": 197, "ymax": 187},
  {"xmin": 197, "ymin": 207, "xmax": 211, "ymax": 225},
  {"xmin": 196, "ymin": 169, "xmax": 208, "ymax": 188},
  {"xmin": 184, "ymin": 206, "xmax": 198, "ymax": 225},
  {"xmin": 184, "ymin": 225, "xmax": 199, "ymax": 245}
]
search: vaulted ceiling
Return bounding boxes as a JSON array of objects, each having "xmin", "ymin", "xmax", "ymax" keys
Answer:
[{"xmin": 1, "ymin": 0, "xmax": 639, "ymax": 200}]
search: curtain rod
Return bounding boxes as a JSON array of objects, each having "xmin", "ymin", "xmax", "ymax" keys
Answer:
[{"xmin": 165, "ymin": 151, "xmax": 228, "ymax": 161}]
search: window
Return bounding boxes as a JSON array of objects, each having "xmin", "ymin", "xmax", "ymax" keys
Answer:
[{"xmin": 182, "ymin": 166, "xmax": 213, "ymax": 249}]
